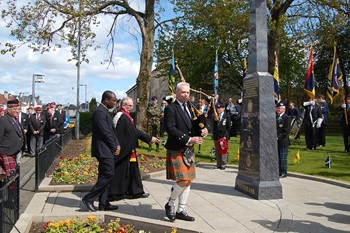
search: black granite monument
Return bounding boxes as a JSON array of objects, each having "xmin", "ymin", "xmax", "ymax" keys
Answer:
[{"xmin": 234, "ymin": 0, "xmax": 283, "ymax": 200}]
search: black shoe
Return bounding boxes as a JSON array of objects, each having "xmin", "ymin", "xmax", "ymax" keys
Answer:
[
  {"xmin": 165, "ymin": 202, "xmax": 175, "ymax": 222},
  {"xmin": 213, "ymin": 166, "xmax": 221, "ymax": 169},
  {"xmin": 132, "ymin": 193, "xmax": 150, "ymax": 199},
  {"xmin": 82, "ymin": 197, "xmax": 97, "ymax": 212},
  {"xmin": 279, "ymin": 174, "xmax": 287, "ymax": 178},
  {"xmin": 99, "ymin": 203, "xmax": 118, "ymax": 211},
  {"xmin": 176, "ymin": 211, "xmax": 195, "ymax": 221},
  {"xmin": 220, "ymin": 166, "xmax": 226, "ymax": 170}
]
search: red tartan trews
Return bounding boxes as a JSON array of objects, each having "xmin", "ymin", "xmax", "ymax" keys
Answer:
[
  {"xmin": 0, "ymin": 154, "xmax": 17, "ymax": 176},
  {"xmin": 166, "ymin": 149, "xmax": 195, "ymax": 181}
]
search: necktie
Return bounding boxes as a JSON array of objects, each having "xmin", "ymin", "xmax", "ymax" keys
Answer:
[
  {"xmin": 182, "ymin": 103, "xmax": 191, "ymax": 122},
  {"xmin": 36, "ymin": 114, "xmax": 39, "ymax": 123}
]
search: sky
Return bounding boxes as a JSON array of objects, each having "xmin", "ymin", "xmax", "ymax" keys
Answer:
[{"xmin": 0, "ymin": 1, "xmax": 174, "ymax": 106}]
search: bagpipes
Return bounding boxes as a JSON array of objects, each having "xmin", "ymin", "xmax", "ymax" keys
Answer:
[{"xmin": 174, "ymin": 63, "xmax": 219, "ymax": 134}]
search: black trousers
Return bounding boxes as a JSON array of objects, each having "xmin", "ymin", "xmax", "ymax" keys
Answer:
[
  {"xmin": 305, "ymin": 125, "xmax": 316, "ymax": 149},
  {"xmin": 84, "ymin": 157, "xmax": 114, "ymax": 206},
  {"xmin": 343, "ymin": 129, "xmax": 350, "ymax": 152},
  {"xmin": 317, "ymin": 125, "xmax": 326, "ymax": 146}
]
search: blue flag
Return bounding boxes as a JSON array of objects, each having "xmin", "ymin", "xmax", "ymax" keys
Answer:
[
  {"xmin": 213, "ymin": 50, "xmax": 219, "ymax": 97},
  {"xmin": 168, "ymin": 51, "xmax": 176, "ymax": 94},
  {"xmin": 327, "ymin": 45, "xmax": 343, "ymax": 104},
  {"xmin": 273, "ymin": 52, "xmax": 281, "ymax": 102}
]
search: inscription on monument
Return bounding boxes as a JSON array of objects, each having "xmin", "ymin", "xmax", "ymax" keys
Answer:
[{"xmin": 244, "ymin": 78, "xmax": 259, "ymax": 98}]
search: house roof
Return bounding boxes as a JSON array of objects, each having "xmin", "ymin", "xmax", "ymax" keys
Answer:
[{"xmin": 0, "ymin": 94, "xmax": 15, "ymax": 105}]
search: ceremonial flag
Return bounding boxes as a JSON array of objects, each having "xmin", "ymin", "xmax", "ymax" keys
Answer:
[
  {"xmin": 293, "ymin": 149, "xmax": 300, "ymax": 163},
  {"xmin": 168, "ymin": 51, "xmax": 176, "ymax": 94},
  {"xmin": 273, "ymin": 51, "xmax": 281, "ymax": 102},
  {"xmin": 242, "ymin": 58, "xmax": 247, "ymax": 78},
  {"xmin": 304, "ymin": 47, "xmax": 315, "ymax": 99},
  {"xmin": 325, "ymin": 155, "xmax": 331, "ymax": 168},
  {"xmin": 213, "ymin": 49, "xmax": 219, "ymax": 97},
  {"xmin": 327, "ymin": 45, "xmax": 343, "ymax": 104}
]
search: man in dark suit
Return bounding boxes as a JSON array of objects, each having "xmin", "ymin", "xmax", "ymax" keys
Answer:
[
  {"xmin": 0, "ymin": 99, "xmax": 24, "ymax": 180},
  {"xmin": 82, "ymin": 91, "xmax": 120, "ymax": 212},
  {"xmin": 302, "ymin": 98, "xmax": 322, "ymax": 150},
  {"xmin": 213, "ymin": 101, "xmax": 231, "ymax": 170},
  {"xmin": 46, "ymin": 104, "xmax": 59, "ymax": 140},
  {"xmin": 29, "ymin": 106, "xmax": 46, "ymax": 156},
  {"xmin": 276, "ymin": 102, "xmax": 290, "ymax": 178},
  {"xmin": 55, "ymin": 104, "xmax": 66, "ymax": 135},
  {"xmin": 164, "ymin": 82, "xmax": 208, "ymax": 222}
]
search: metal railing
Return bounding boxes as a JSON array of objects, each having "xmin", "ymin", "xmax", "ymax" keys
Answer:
[
  {"xmin": 0, "ymin": 168, "xmax": 20, "ymax": 233},
  {"xmin": 35, "ymin": 128, "xmax": 73, "ymax": 191}
]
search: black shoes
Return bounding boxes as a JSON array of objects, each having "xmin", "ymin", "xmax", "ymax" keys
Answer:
[
  {"xmin": 165, "ymin": 202, "xmax": 175, "ymax": 222},
  {"xmin": 98, "ymin": 203, "xmax": 119, "ymax": 211},
  {"xmin": 132, "ymin": 193, "xmax": 150, "ymax": 199},
  {"xmin": 176, "ymin": 210, "xmax": 195, "ymax": 221},
  {"xmin": 82, "ymin": 197, "xmax": 97, "ymax": 212}
]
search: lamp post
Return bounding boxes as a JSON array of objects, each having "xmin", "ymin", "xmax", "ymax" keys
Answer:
[
  {"xmin": 32, "ymin": 74, "xmax": 45, "ymax": 105},
  {"xmin": 80, "ymin": 84, "xmax": 88, "ymax": 111}
]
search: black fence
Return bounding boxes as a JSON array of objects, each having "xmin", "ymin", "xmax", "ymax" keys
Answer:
[
  {"xmin": 35, "ymin": 128, "xmax": 74, "ymax": 191},
  {"xmin": 0, "ymin": 168, "xmax": 20, "ymax": 233}
]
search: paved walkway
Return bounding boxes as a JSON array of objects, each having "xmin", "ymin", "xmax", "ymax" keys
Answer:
[{"xmin": 13, "ymin": 163, "xmax": 350, "ymax": 233}]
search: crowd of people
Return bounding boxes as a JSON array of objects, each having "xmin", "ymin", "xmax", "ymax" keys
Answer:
[{"xmin": 0, "ymin": 100, "xmax": 67, "ymax": 181}]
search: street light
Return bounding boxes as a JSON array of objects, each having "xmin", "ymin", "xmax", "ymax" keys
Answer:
[
  {"xmin": 79, "ymin": 84, "xmax": 88, "ymax": 112},
  {"xmin": 32, "ymin": 74, "xmax": 45, "ymax": 105}
]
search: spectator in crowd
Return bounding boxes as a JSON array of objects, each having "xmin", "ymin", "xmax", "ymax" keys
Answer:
[
  {"xmin": 316, "ymin": 94, "xmax": 329, "ymax": 147},
  {"xmin": 160, "ymin": 100, "xmax": 167, "ymax": 137},
  {"xmin": 225, "ymin": 97, "xmax": 239, "ymax": 138},
  {"xmin": 0, "ymin": 105, "xmax": 5, "ymax": 117},
  {"xmin": 25, "ymin": 106, "xmax": 35, "ymax": 154},
  {"xmin": 213, "ymin": 100, "xmax": 230, "ymax": 170},
  {"xmin": 18, "ymin": 105, "xmax": 28, "ymax": 157},
  {"xmin": 338, "ymin": 96, "xmax": 350, "ymax": 153},
  {"xmin": 0, "ymin": 99, "xmax": 25, "ymax": 180},
  {"xmin": 147, "ymin": 96, "xmax": 162, "ymax": 152},
  {"xmin": 302, "ymin": 98, "xmax": 322, "ymax": 150},
  {"xmin": 82, "ymin": 91, "xmax": 120, "ymax": 212},
  {"xmin": 163, "ymin": 82, "xmax": 208, "ymax": 222},
  {"xmin": 287, "ymin": 101, "xmax": 302, "ymax": 140},
  {"xmin": 46, "ymin": 104, "xmax": 59, "ymax": 140},
  {"xmin": 56, "ymin": 104, "xmax": 66, "ymax": 135},
  {"xmin": 276, "ymin": 102, "xmax": 290, "ymax": 178},
  {"xmin": 108, "ymin": 97, "xmax": 159, "ymax": 201},
  {"xmin": 29, "ymin": 106, "xmax": 46, "ymax": 156},
  {"xmin": 198, "ymin": 99, "xmax": 207, "ymax": 115}
]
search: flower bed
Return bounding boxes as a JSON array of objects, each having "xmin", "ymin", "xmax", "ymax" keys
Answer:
[
  {"xmin": 29, "ymin": 216, "xmax": 177, "ymax": 233},
  {"xmin": 50, "ymin": 153, "xmax": 166, "ymax": 185}
]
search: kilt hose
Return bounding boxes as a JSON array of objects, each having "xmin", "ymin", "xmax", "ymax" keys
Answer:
[
  {"xmin": 278, "ymin": 147, "xmax": 288, "ymax": 176},
  {"xmin": 166, "ymin": 149, "xmax": 195, "ymax": 181}
]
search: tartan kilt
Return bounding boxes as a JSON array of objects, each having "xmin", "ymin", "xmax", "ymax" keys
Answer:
[
  {"xmin": 166, "ymin": 149, "xmax": 196, "ymax": 181},
  {"xmin": 0, "ymin": 154, "xmax": 17, "ymax": 176}
]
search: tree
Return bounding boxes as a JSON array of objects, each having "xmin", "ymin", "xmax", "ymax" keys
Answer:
[
  {"xmin": 156, "ymin": 0, "xmax": 250, "ymax": 99},
  {"xmin": 1, "ymin": 0, "xmax": 171, "ymax": 131},
  {"xmin": 89, "ymin": 97, "xmax": 97, "ymax": 112}
]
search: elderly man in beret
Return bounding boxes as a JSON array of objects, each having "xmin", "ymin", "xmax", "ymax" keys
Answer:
[{"xmin": 0, "ymin": 99, "xmax": 25, "ymax": 180}]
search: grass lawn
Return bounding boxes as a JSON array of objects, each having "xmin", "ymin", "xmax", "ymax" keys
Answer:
[{"xmin": 137, "ymin": 133, "xmax": 350, "ymax": 183}]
